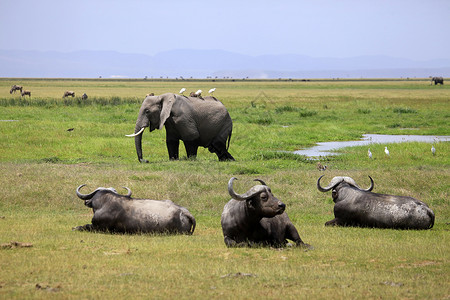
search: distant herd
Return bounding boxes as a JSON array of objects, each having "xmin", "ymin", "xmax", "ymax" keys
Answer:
[{"xmin": 7, "ymin": 81, "xmax": 440, "ymax": 248}]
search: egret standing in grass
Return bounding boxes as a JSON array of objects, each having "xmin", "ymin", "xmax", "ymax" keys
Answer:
[
  {"xmin": 368, "ymin": 148, "xmax": 372, "ymax": 159},
  {"xmin": 208, "ymin": 88, "xmax": 216, "ymax": 95},
  {"xmin": 179, "ymin": 88, "xmax": 186, "ymax": 95},
  {"xmin": 431, "ymin": 144, "xmax": 436, "ymax": 155},
  {"xmin": 195, "ymin": 90, "xmax": 202, "ymax": 97},
  {"xmin": 384, "ymin": 146, "xmax": 390, "ymax": 157}
]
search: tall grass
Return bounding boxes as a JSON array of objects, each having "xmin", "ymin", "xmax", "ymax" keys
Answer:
[{"xmin": 0, "ymin": 79, "xmax": 449, "ymax": 299}]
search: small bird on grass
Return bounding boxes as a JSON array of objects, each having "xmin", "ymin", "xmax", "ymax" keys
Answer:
[
  {"xmin": 317, "ymin": 162, "xmax": 327, "ymax": 171},
  {"xmin": 384, "ymin": 146, "xmax": 390, "ymax": 157},
  {"xmin": 179, "ymin": 88, "xmax": 186, "ymax": 95},
  {"xmin": 431, "ymin": 145, "xmax": 436, "ymax": 156},
  {"xmin": 368, "ymin": 148, "xmax": 372, "ymax": 159},
  {"xmin": 208, "ymin": 88, "xmax": 216, "ymax": 95}
]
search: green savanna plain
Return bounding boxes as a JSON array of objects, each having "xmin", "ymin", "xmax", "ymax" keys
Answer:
[{"xmin": 0, "ymin": 78, "xmax": 449, "ymax": 299}]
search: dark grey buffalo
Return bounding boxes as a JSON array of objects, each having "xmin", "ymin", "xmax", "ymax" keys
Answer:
[
  {"xmin": 317, "ymin": 175, "xmax": 435, "ymax": 229},
  {"xmin": 221, "ymin": 177, "xmax": 311, "ymax": 248},
  {"xmin": 74, "ymin": 185, "xmax": 196, "ymax": 234}
]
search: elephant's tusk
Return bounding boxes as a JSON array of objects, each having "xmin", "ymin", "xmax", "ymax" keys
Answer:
[{"xmin": 125, "ymin": 127, "xmax": 146, "ymax": 137}]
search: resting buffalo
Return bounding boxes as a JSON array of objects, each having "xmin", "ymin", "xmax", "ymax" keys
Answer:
[
  {"xmin": 74, "ymin": 185, "xmax": 196, "ymax": 234},
  {"xmin": 221, "ymin": 177, "xmax": 311, "ymax": 248},
  {"xmin": 317, "ymin": 175, "xmax": 435, "ymax": 229}
]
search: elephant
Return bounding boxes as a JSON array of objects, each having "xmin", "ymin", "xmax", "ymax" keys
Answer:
[
  {"xmin": 126, "ymin": 93, "xmax": 235, "ymax": 162},
  {"xmin": 431, "ymin": 77, "xmax": 444, "ymax": 85}
]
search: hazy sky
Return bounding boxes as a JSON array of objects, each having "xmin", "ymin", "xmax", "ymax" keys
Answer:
[{"xmin": 1, "ymin": 0, "xmax": 449, "ymax": 60}]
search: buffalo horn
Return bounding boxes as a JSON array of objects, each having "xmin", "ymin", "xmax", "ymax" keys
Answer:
[
  {"xmin": 254, "ymin": 179, "xmax": 267, "ymax": 186},
  {"xmin": 76, "ymin": 184, "xmax": 97, "ymax": 200},
  {"xmin": 121, "ymin": 187, "xmax": 132, "ymax": 197},
  {"xmin": 362, "ymin": 176, "xmax": 374, "ymax": 192},
  {"xmin": 125, "ymin": 127, "xmax": 145, "ymax": 137},
  {"xmin": 228, "ymin": 177, "xmax": 267, "ymax": 201},
  {"xmin": 317, "ymin": 175, "xmax": 345, "ymax": 192}
]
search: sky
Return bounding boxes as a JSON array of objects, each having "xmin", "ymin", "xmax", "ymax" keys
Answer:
[{"xmin": 1, "ymin": 0, "xmax": 449, "ymax": 61}]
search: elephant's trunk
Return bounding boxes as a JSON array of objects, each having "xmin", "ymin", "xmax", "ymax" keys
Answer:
[{"xmin": 134, "ymin": 124, "xmax": 146, "ymax": 163}]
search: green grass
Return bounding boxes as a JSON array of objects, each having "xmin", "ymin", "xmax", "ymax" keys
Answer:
[{"xmin": 0, "ymin": 78, "xmax": 449, "ymax": 299}]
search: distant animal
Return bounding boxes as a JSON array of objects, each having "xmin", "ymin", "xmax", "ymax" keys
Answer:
[
  {"xmin": 63, "ymin": 91, "xmax": 75, "ymax": 98},
  {"xmin": 317, "ymin": 162, "xmax": 327, "ymax": 171},
  {"xmin": 179, "ymin": 88, "xmax": 186, "ymax": 95},
  {"xmin": 21, "ymin": 90, "xmax": 31, "ymax": 97},
  {"xmin": 221, "ymin": 177, "xmax": 312, "ymax": 248},
  {"xmin": 208, "ymin": 88, "xmax": 216, "ymax": 95},
  {"xmin": 10, "ymin": 85, "xmax": 23, "ymax": 94},
  {"xmin": 74, "ymin": 185, "xmax": 196, "ymax": 234},
  {"xmin": 82, "ymin": 93, "xmax": 88, "ymax": 100},
  {"xmin": 146, "ymin": 93, "xmax": 154, "ymax": 97},
  {"xmin": 368, "ymin": 148, "xmax": 372, "ymax": 159},
  {"xmin": 317, "ymin": 175, "xmax": 435, "ymax": 229},
  {"xmin": 431, "ymin": 145, "xmax": 436, "ymax": 155},
  {"xmin": 67, "ymin": 128, "xmax": 74, "ymax": 132},
  {"xmin": 126, "ymin": 93, "xmax": 234, "ymax": 162},
  {"xmin": 195, "ymin": 90, "xmax": 202, "ymax": 97},
  {"xmin": 430, "ymin": 77, "xmax": 444, "ymax": 85},
  {"xmin": 384, "ymin": 146, "xmax": 390, "ymax": 156}
]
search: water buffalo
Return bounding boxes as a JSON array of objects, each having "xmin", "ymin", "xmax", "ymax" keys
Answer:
[
  {"xmin": 221, "ymin": 177, "xmax": 311, "ymax": 248},
  {"xmin": 431, "ymin": 76, "xmax": 444, "ymax": 85},
  {"xmin": 317, "ymin": 175, "xmax": 435, "ymax": 229},
  {"xmin": 21, "ymin": 90, "xmax": 31, "ymax": 97},
  {"xmin": 74, "ymin": 185, "xmax": 196, "ymax": 234},
  {"xmin": 10, "ymin": 85, "xmax": 23, "ymax": 94},
  {"xmin": 63, "ymin": 91, "xmax": 75, "ymax": 98}
]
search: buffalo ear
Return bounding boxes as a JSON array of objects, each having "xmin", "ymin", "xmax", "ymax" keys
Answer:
[{"xmin": 159, "ymin": 93, "xmax": 175, "ymax": 129}]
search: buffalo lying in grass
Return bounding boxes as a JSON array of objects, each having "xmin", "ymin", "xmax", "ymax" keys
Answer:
[
  {"xmin": 221, "ymin": 177, "xmax": 312, "ymax": 248},
  {"xmin": 317, "ymin": 175, "xmax": 435, "ymax": 229},
  {"xmin": 74, "ymin": 185, "xmax": 196, "ymax": 234}
]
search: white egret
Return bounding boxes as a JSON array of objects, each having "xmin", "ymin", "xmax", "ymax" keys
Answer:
[
  {"xmin": 179, "ymin": 88, "xmax": 186, "ymax": 95},
  {"xmin": 431, "ymin": 145, "xmax": 436, "ymax": 155},
  {"xmin": 208, "ymin": 88, "xmax": 216, "ymax": 95},
  {"xmin": 195, "ymin": 90, "xmax": 202, "ymax": 97},
  {"xmin": 384, "ymin": 146, "xmax": 390, "ymax": 156},
  {"xmin": 368, "ymin": 148, "xmax": 372, "ymax": 159}
]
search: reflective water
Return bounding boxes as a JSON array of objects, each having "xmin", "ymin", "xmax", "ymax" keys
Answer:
[{"xmin": 294, "ymin": 134, "xmax": 450, "ymax": 158}]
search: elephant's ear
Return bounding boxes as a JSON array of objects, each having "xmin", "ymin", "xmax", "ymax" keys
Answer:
[{"xmin": 159, "ymin": 93, "xmax": 175, "ymax": 129}]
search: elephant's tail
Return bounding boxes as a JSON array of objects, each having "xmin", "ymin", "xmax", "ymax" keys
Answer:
[{"xmin": 226, "ymin": 129, "xmax": 232, "ymax": 151}]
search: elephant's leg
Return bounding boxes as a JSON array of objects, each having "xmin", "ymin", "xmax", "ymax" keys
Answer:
[
  {"xmin": 166, "ymin": 139, "xmax": 180, "ymax": 160},
  {"xmin": 208, "ymin": 139, "xmax": 235, "ymax": 161},
  {"xmin": 183, "ymin": 140, "xmax": 198, "ymax": 159}
]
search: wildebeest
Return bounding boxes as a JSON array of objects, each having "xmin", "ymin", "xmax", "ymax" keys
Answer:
[
  {"xmin": 431, "ymin": 76, "xmax": 444, "ymax": 85},
  {"xmin": 317, "ymin": 175, "xmax": 435, "ymax": 229},
  {"xmin": 10, "ymin": 85, "xmax": 23, "ymax": 94},
  {"xmin": 221, "ymin": 177, "xmax": 311, "ymax": 248},
  {"xmin": 63, "ymin": 91, "xmax": 75, "ymax": 98},
  {"xmin": 74, "ymin": 185, "xmax": 196, "ymax": 234},
  {"xmin": 21, "ymin": 90, "xmax": 31, "ymax": 97}
]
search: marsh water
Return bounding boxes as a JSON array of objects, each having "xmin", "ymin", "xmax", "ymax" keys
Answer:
[{"xmin": 294, "ymin": 134, "xmax": 450, "ymax": 158}]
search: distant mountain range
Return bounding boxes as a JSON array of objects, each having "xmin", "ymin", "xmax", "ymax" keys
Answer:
[{"xmin": 1, "ymin": 49, "xmax": 449, "ymax": 79}]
